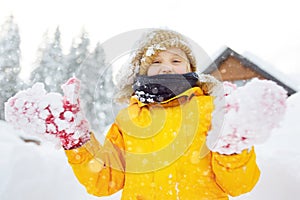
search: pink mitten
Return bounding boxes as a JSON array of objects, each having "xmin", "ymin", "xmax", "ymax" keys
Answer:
[
  {"xmin": 207, "ymin": 78, "xmax": 287, "ymax": 155},
  {"xmin": 5, "ymin": 77, "xmax": 90, "ymax": 150}
]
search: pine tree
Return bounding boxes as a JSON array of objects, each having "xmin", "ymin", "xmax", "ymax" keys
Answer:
[
  {"xmin": 30, "ymin": 27, "xmax": 67, "ymax": 92},
  {"xmin": 0, "ymin": 16, "xmax": 23, "ymax": 119},
  {"xmin": 76, "ymin": 42, "xmax": 115, "ymax": 134},
  {"xmin": 66, "ymin": 29, "xmax": 90, "ymax": 77}
]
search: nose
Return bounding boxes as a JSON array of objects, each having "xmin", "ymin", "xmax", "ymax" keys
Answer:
[{"xmin": 159, "ymin": 65, "xmax": 173, "ymax": 74}]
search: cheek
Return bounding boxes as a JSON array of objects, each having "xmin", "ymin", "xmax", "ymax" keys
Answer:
[
  {"xmin": 147, "ymin": 66, "xmax": 160, "ymax": 76},
  {"xmin": 174, "ymin": 63, "xmax": 190, "ymax": 74}
]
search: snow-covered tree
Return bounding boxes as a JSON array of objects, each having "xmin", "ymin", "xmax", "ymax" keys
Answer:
[
  {"xmin": 0, "ymin": 16, "xmax": 23, "ymax": 119},
  {"xmin": 29, "ymin": 27, "xmax": 115, "ymax": 134},
  {"xmin": 66, "ymin": 30, "xmax": 90, "ymax": 76},
  {"xmin": 64, "ymin": 30, "xmax": 115, "ymax": 133},
  {"xmin": 30, "ymin": 27, "xmax": 67, "ymax": 92},
  {"xmin": 76, "ymin": 42, "xmax": 115, "ymax": 134}
]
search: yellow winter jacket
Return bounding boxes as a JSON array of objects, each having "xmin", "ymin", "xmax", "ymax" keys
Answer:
[{"xmin": 65, "ymin": 87, "xmax": 260, "ymax": 200}]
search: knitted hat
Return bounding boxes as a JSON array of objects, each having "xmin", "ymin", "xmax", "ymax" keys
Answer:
[
  {"xmin": 115, "ymin": 28, "xmax": 197, "ymax": 103},
  {"xmin": 132, "ymin": 29, "xmax": 197, "ymax": 75}
]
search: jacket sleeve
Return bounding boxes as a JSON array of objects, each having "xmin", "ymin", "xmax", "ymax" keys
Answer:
[
  {"xmin": 211, "ymin": 147, "xmax": 260, "ymax": 197},
  {"xmin": 64, "ymin": 123, "xmax": 125, "ymax": 197}
]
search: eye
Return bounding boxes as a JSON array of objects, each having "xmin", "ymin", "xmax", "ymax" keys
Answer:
[
  {"xmin": 173, "ymin": 60, "xmax": 181, "ymax": 63},
  {"xmin": 153, "ymin": 60, "xmax": 160, "ymax": 64}
]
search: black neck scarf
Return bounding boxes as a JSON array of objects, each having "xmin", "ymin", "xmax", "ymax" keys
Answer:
[{"xmin": 133, "ymin": 72, "xmax": 199, "ymax": 104}]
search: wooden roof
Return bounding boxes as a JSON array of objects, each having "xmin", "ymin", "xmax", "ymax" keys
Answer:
[{"xmin": 202, "ymin": 47, "xmax": 297, "ymax": 96}]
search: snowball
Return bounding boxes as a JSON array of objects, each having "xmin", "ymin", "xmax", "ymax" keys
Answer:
[
  {"xmin": 4, "ymin": 79, "xmax": 90, "ymax": 150},
  {"xmin": 207, "ymin": 78, "xmax": 288, "ymax": 155}
]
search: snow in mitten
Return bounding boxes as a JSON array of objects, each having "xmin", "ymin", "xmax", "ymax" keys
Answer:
[
  {"xmin": 207, "ymin": 78, "xmax": 287, "ymax": 155},
  {"xmin": 5, "ymin": 77, "xmax": 90, "ymax": 150}
]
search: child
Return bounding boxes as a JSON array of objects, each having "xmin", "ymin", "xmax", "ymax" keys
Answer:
[
  {"xmin": 6, "ymin": 29, "xmax": 265, "ymax": 199},
  {"xmin": 64, "ymin": 29, "xmax": 260, "ymax": 199}
]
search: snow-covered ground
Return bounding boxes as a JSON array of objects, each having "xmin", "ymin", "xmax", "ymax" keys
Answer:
[{"xmin": 0, "ymin": 92, "xmax": 299, "ymax": 200}]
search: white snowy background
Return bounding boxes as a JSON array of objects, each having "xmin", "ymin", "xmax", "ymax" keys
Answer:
[{"xmin": 1, "ymin": 0, "xmax": 300, "ymax": 199}]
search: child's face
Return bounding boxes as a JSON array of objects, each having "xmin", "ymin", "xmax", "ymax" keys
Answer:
[{"xmin": 146, "ymin": 48, "xmax": 191, "ymax": 76}]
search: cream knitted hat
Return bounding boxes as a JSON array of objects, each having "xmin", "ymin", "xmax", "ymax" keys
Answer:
[
  {"xmin": 115, "ymin": 29, "xmax": 197, "ymax": 103},
  {"xmin": 131, "ymin": 29, "xmax": 197, "ymax": 75}
]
